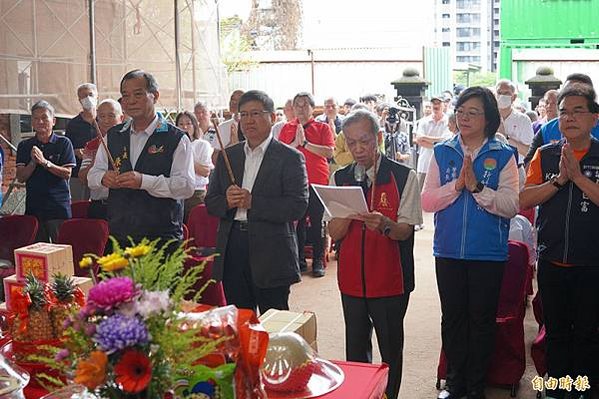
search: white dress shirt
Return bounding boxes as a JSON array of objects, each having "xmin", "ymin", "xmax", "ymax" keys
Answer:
[
  {"xmin": 191, "ymin": 138, "xmax": 213, "ymax": 190},
  {"xmin": 235, "ymin": 135, "xmax": 273, "ymax": 221},
  {"xmin": 500, "ymin": 110, "xmax": 534, "ymax": 163},
  {"xmin": 416, "ymin": 114, "xmax": 450, "ymax": 174},
  {"xmin": 88, "ymin": 115, "xmax": 195, "ymax": 200}
]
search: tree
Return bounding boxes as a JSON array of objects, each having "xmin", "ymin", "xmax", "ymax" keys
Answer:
[
  {"xmin": 453, "ymin": 71, "xmax": 497, "ymax": 88},
  {"xmin": 243, "ymin": 0, "xmax": 303, "ymax": 50},
  {"xmin": 220, "ymin": 16, "xmax": 257, "ymax": 73}
]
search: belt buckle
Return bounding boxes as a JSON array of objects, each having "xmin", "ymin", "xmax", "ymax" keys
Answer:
[{"xmin": 235, "ymin": 221, "xmax": 248, "ymax": 231}]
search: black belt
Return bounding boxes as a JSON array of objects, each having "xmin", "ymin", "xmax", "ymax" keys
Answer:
[
  {"xmin": 232, "ymin": 221, "xmax": 249, "ymax": 232},
  {"xmin": 91, "ymin": 199, "xmax": 108, "ymax": 205}
]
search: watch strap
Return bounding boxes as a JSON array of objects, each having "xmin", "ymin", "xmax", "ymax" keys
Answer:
[
  {"xmin": 551, "ymin": 176, "xmax": 564, "ymax": 189},
  {"xmin": 472, "ymin": 181, "xmax": 484, "ymax": 193}
]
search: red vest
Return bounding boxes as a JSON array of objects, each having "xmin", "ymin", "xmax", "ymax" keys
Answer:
[{"xmin": 337, "ymin": 177, "xmax": 404, "ymax": 298}]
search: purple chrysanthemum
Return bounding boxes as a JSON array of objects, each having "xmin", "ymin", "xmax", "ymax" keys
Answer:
[
  {"xmin": 87, "ymin": 277, "xmax": 137, "ymax": 311},
  {"xmin": 94, "ymin": 314, "xmax": 149, "ymax": 354}
]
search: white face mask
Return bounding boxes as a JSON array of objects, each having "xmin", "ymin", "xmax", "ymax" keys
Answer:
[
  {"xmin": 80, "ymin": 95, "xmax": 97, "ymax": 111},
  {"xmin": 496, "ymin": 94, "xmax": 513, "ymax": 109}
]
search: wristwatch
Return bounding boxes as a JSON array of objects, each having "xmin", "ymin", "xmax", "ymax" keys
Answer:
[
  {"xmin": 550, "ymin": 176, "xmax": 564, "ymax": 190},
  {"xmin": 44, "ymin": 160, "xmax": 52, "ymax": 169},
  {"xmin": 302, "ymin": 140, "xmax": 308, "ymax": 148},
  {"xmin": 382, "ymin": 219, "xmax": 392, "ymax": 237},
  {"xmin": 472, "ymin": 181, "xmax": 485, "ymax": 193}
]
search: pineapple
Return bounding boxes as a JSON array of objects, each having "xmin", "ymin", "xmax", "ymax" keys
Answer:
[
  {"xmin": 12, "ymin": 274, "xmax": 54, "ymax": 342},
  {"xmin": 50, "ymin": 273, "xmax": 80, "ymax": 336}
]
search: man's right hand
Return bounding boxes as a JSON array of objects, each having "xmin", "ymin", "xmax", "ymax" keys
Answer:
[
  {"xmin": 226, "ymin": 185, "xmax": 245, "ymax": 209},
  {"xmin": 101, "ymin": 171, "xmax": 119, "ymax": 189}
]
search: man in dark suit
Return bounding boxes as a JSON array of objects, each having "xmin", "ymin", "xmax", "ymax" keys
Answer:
[{"xmin": 206, "ymin": 90, "xmax": 309, "ymax": 313}]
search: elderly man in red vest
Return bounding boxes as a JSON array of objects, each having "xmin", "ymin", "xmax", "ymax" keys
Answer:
[{"xmin": 328, "ymin": 109, "xmax": 422, "ymax": 399}]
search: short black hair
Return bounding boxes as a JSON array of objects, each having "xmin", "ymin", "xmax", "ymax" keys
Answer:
[
  {"xmin": 120, "ymin": 69, "xmax": 159, "ymax": 94},
  {"xmin": 238, "ymin": 90, "xmax": 275, "ymax": 113},
  {"xmin": 565, "ymin": 73, "xmax": 593, "ymax": 88},
  {"xmin": 360, "ymin": 94, "xmax": 378, "ymax": 103},
  {"xmin": 557, "ymin": 82, "xmax": 599, "ymax": 113},
  {"xmin": 455, "ymin": 86, "xmax": 501, "ymax": 138},
  {"xmin": 31, "ymin": 100, "xmax": 55, "ymax": 117},
  {"xmin": 293, "ymin": 92, "xmax": 315, "ymax": 108},
  {"xmin": 344, "ymin": 98, "xmax": 357, "ymax": 107}
]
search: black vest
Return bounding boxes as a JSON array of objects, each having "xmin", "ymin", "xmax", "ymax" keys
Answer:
[
  {"xmin": 538, "ymin": 138, "xmax": 599, "ymax": 266},
  {"xmin": 334, "ymin": 156, "xmax": 416, "ymax": 293},
  {"xmin": 107, "ymin": 118, "xmax": 184, "ymax": 242}
]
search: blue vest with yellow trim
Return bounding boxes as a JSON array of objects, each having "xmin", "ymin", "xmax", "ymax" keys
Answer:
[{"xmin": 433, "ymin": 135, "xmax": 514, "ymax": 261}]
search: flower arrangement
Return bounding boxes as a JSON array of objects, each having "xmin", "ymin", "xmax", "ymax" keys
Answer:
[{"xmin": 33, "ymin": 239, "xmax": 220, "ymax": 398}]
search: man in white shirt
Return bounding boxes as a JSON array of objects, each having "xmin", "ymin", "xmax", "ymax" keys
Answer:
[
  {"xmin": 495, "ymin": 79, "xmax": 534, "ymax": 164},
  {"xmin": 79, "ymin": 99, "xmax": 124, "ymax": 220},
  {"xmin": 88, "ymin": 70, "xmax": 195, "ymax": 248},
  {"xmin": 416, "ymin": 95, "xmax": 450, "ymax": 191},
  {"xmin": 205, "ymin": 90, "xmax": 309, "ymax": 313},
  {"xmin": 271, "ymin": 98, "xmax": 294, "ymax": 140},
  {"xmin": 216, "ymin": 89, "xmax": 245, "ymax": 149}
]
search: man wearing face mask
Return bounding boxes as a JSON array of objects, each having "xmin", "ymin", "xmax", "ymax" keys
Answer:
[
  {"xmin": 65, "ymin": 83, "xmax": 99, "ymax": 201},
  {"xmin": 328, "ymin": 109, "xmax": 422, "ymax": 399},
  {"xmin": 495, "ymin": 80, "xmax": 534, "ymax": 165}
]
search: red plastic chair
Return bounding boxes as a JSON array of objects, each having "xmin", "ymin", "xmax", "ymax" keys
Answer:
[
  {"xmin": 185, "ymin": 204, "xmax": 226, "ymax": 306},
  {"xmin": 70, "ymin": 200, "xmax": 91, "ymax": 219},
  {"xmin": 56, "ymin": 219, "xmax": 109, "ymax": 277},
  {"xmin": 0, "ymin": 215, "xmax": 39, "ymax": 265},
  {"xmin": 0, "ymin": 215, "xmax": 39, "ymax": 301},
  {"xmin": 436, "ymin": 241, "xmax": 530, "ymax": 397}
]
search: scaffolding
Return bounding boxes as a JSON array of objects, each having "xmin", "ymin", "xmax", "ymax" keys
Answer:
[{"xmin": 0, "ymin": 0, "xmax": 229, "ymax": 118}]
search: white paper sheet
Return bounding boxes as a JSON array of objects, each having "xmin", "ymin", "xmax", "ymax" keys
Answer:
[{"xmin": 312, "ymin": 184, "xmax": 369, "ymax": 219}]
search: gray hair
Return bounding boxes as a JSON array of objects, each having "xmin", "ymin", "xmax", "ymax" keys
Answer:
[
  {"xmin": 194, "ymin": 101, "xmax": 208, "ymax": 112},
  {"xmin": 98, "ymin": 98, "xmax": 123, "ymax": 115},
  {"xmin": 31, "ymin": 100, "xmax": 55, "ymax": 117},
  {"xmin": 350, "ymin": 103, "xmax": 369, "ymax": 112},
  {"xmin": 496, "ymin": 79, "xmax": 517, "ymax": 94},
  {"xmin": 77, "ymin": 83, "xmax": 97, "ymax": 95},
  {"xmin": 342, "ymin": 109, "xmax": 380, "ymax": 137}
]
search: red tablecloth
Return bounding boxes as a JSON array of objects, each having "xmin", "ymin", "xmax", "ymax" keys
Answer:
[
  {"xmin": 24, "ymin": 360, "xmax": 388, "ymax": 399},
  {"xmin": 326, "ymin": 360, "xmax": 388, "ymax": 399}
]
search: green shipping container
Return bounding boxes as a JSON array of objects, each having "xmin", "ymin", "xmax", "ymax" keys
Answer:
[{"xmin": 499, "ymin": 0, "xmax": 599, "ymax": 78}]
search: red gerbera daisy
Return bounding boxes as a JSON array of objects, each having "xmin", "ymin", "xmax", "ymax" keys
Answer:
[{"xmin": 114, "ymin": 349, "xmax": 152, "ymax": 393}]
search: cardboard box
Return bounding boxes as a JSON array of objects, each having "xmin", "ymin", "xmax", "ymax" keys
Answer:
[
  {"xmin": 72, "ymin": 276, "xmax": 93, "ymax": 296},
  {"xmin": 259, "ymin": 309, "xmax": 318, "ymax": 351},
  {"xmin": 14, "ymin": 243, "xmax": 74, "ymax": 282},
  {"xmin": 3, "ymin": 274, "xmax": 93, "ymax": 311}
]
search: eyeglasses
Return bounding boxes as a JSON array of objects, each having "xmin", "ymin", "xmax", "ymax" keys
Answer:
[
  {"xmin": 239, "ymin": 110, "xmax": 270, "ymax": 119},
  {"xmin": 558, "ymin": 110, "xmax": 593, "ymax": 119},
  {"xmin": 455, "ymin": 109, "xmax": 485, "ymax": 118}
]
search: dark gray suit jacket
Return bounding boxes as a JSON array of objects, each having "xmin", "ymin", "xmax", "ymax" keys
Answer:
[{"xmin": 205, "ymin": 138, "xmax": 309, "ymax": 288}]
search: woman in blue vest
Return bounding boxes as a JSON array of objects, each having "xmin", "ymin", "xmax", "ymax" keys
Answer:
[{"xmin": 422, "ymin": 86, "xmax": 519, "ymax": 399}]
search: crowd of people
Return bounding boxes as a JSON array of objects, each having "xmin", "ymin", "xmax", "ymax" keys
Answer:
[{"xmin": 10, "ymin": 68, "xmax": 599, "ymax": 399}]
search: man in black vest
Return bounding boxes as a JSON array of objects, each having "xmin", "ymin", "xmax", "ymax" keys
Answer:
[
  {"xmin": 521, "ymin": 83, "xmax": 599, "ymax": 399},
  {"xmin": 88, "ymin": 70, "xmax": 195, "ymax": 248}
]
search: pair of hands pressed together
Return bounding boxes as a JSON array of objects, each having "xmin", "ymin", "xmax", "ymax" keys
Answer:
[
  {"xmin": 455, "ymin": 154, "xmax": 480, "ymax": 193},
  {"xmin": 30, "ymin": 146, "xmax": 47, "ymax": 166},
  {"xmin": 226, "ymin": 184, "xmax": 252, "ymax": 210},
  {"xmin": 557, "ymin": 143, "xmax": 583, "ymax": 185},
  {"xmin": 101, "ymin": 170, "xmax": 142, "ymax": 190},
  {"xmin": 291, "ymin": 124, "xmax": 306, "ymax": 148}
]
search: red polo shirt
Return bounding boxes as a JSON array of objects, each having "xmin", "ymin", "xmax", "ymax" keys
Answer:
[{"xmin": 278, "ymin": 118, "xmax": 335, "ymax": 185}]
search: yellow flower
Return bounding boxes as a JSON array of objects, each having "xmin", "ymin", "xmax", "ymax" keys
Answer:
[
  {"xmin": 97, "ymin": 253, "xmax": 129, "ymax": 272},
  {"xmin": 74, "ymin": 350, "xmax": 108, "ymax": 390},
  {"xmin": 124, "ymin": 244, "xmax": 151, "ymax": 258},
  {"xmin": 79, "ymin": 256, "xmax": 93, "ymax": 269}
]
